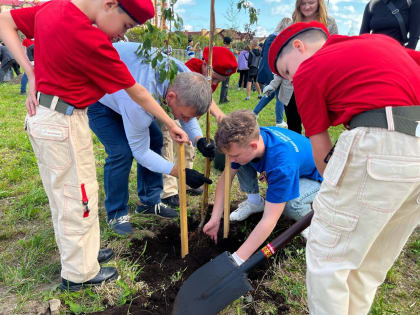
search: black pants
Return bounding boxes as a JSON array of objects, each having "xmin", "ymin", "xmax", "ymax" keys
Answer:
[
  {"xmin": 238, "ymin": 70, "xmax": 248, "ymax": 88},
  {"xmin": 0, "ymin": 60, "xmax": 21, "ymax": 82},
  {"xmin": 285, "ymin": 93, "xmax": 302, "ymax": 134},
  {"xmin": 219, "ymin": 76, "xmax": 230, "ymax": 103}
]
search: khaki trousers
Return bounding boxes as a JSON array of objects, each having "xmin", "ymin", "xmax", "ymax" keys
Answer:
[
  {"xmin": 25, "ymin": 106, "xmax": 100, "ymax": 283},
  {"xmin": 160, "ymin": 121, "xmax": 195, "ymax": 199},
  {"xmin": 306, "ymin": 127, "xmax": 420, "ymax": 315}
]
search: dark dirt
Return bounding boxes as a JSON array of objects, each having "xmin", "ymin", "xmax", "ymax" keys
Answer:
[{"xmin": 91, "ymin": 205, "xmax": 304, "ymax": 315}]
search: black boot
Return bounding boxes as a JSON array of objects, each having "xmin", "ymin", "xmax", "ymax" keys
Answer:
[
  {"xmin": 60, "ymin": 267, "xmax": 118, "ymax": 292},
  {"xmin": 98, "ymin": 248, "xmax": 114, "ymax": 264}
]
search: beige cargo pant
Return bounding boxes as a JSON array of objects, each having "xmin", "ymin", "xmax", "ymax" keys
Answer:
[
  {"xmin": 306, "ymin": 127, "xmax": 420, "ymax": 315},
  {"xmin": 160, "ymin": 121, "xmax": 195, "ymax": 199},
  {"xmin": 25, "ymin": 105, "xmax": 100, "ymax": 283}
]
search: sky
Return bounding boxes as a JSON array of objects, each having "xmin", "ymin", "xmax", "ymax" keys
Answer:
[{"xmin": 173, "ymin": 0, "xmax": 371, "ymax": 37}]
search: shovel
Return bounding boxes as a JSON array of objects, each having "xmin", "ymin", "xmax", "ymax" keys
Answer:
[{"xmin": 172, "ymin": 210, "xmax": 314, "ymax": 315}]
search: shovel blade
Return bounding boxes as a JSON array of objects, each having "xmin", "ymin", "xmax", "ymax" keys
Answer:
[{"xmin": 173, "ymin": 251, "xmax": 253, "ymax": 315}]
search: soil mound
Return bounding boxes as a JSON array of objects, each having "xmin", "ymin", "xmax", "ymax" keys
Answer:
[{"xmin": 92, "ymin": 210, "xmax": 303, "ymax": 315}]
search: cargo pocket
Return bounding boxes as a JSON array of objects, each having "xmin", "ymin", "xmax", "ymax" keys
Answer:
[
  {"xmin": 308, "ymin": 204, "xmax": 358, "ymax": 260},
  {"xmin": 27, "ymin": 122, "xmax": 71, "ymax": 170},
  {"xmin": 323, "ymin": 130, "xmax": 359, "ymax": 187},
  {"xmin": 358, "ymin": 155, "xmax": 420, "ymax": 213},
  {"xmin": 63, "ymin": 181, "xmax": 99, "ymax": 235}
]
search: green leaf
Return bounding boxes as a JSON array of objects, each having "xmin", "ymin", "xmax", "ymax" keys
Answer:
[
  {"xmin": 69, "ymin": 301, "xmax": 82, "ymax": 314},
  {"xmin": 151, "ymin": 56, "xmax": 158, "ymax": 68}
]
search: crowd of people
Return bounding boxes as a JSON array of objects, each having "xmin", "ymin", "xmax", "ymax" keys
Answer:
[{"xmin": 0, "ymin": 0, "xmax": 419, "ymax": 314}]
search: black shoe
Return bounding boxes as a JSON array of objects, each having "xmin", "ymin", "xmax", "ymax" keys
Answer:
[
  {"xmin": 60, "ymin": 267, "xmax": 118, "ymax": 292},
  {"xmin": 161, "ymin": 195, "xmax": 180, "ymax": 208},
  {"xmin": 136, "ymin": 202, "xmax": 179, "ymax": 218},
  {"xmin": 187, "ymin": 186, "xmax": 203, "ymax": 196},
  {"xmin": 98, "ymin": 248, "xmax": 114, "ymax": 264}
]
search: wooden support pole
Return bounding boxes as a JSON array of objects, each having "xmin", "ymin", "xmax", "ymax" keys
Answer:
[
  {"xmin": 223, "ymin": 156, "xmax": 231, "ymax": 238},
  {"xmin": 177, "ymin": 143, "xmax": 188, "ymax": 258},
  {"xmin": 154, "ymin": 0, "xmax": 158, "ymax": 27},
  {"xmin": 199, "ymin": 0, "xmax": 216, "ymax": 228}
]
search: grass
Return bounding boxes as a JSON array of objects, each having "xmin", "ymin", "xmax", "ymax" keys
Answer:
[{"xmin": 0, "ymin": 75, "xmax": 419, "ymax": 314}]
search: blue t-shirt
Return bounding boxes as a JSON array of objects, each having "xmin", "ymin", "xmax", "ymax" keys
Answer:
[
  {"xmin": 232, "ymin": 127, "xmax": 323, "ymax": 204},
  {"xmin": 186, "ymin": 45, "xmax": 195, "ymax": 58}
]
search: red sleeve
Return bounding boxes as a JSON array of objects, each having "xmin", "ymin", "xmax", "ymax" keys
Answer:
[
  {"xmin": 10, "ymin": 3, "xmax": 49, "ymax": 39},
  {"xmin": 293, "ymin": 75, "xmax": 330, "ymax": 137},
  {"xmin": 80, "ymin": 31, "xmax": 135, "ymax": 94},
  {"xmin": 405, "ymin": 48, "xmax": 420, "ymax": 66}
]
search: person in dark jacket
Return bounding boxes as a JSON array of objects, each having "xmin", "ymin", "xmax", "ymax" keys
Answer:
[
  {"xmin": 245, "ymin": 39, "xmax": 262, "ymax": 100},
  {"xmin": 0, "ymin": 43, "xmax": 21, "ymax": 82},
  {"xmin": 360, "ymin": 0, "xmax": 420, "ymax": 49},
  {"xmin": 254, "ymin": 18, "xmax": 292, "ymax": 125}
]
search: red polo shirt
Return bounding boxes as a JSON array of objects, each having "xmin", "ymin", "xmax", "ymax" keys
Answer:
[
  {"xmin": 11, "ymin": 0, "xmax": 135, "ymax": 108},
  {"xmin": 185, "ymin": 58, "xmax": 219, "ymax": 92},
  {"xmin": 293, "ymin": 34, "xmax": 420, "ymax": 137}
]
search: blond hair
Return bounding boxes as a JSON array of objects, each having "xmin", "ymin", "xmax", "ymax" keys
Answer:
[
  {"xmin": 215, "ymin": 110, "xmax": 260, "ymax": 152},
  {"xmin": 275, "ymin": 17, "xmax": 292, "ymax": 33},
  {"xmin": 292, "ymin": 0, "xmax": 328, "ymax": 27}
]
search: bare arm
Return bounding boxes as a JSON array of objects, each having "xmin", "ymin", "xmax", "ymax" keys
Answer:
[
  {"xmin": 309, "ymin": 130, "xmax": 332, "ymax": 176},
  {"xmin": 0, "ymin": 11, "xmax": 37, "ymax": 115},
  {"xmin": 203, "ymin": 167, "xmax": 238, "ymax": 243},
  {"xmin": 235, "ymin": 201, "xmax": 285, "ymax": 261},
  {"xmin": 125, "ymin": 83, "xmax": 188, "ymax": 143},
  {"xmin": 209, "ymin": 99, "xmax": 226, "ymax": 124}
]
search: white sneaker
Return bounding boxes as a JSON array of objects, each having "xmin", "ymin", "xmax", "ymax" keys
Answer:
[
  {"xmin": 276, "ymin": 121, "xmax": 288, "ymax": 128},
  {"xmin": 230, "ymin": 199, "xmax": 264, "ymax": 221}
]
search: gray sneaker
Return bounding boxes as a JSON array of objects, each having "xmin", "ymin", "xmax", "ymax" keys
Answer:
[
  {"xmin": 230, "ymin": 199, "xmax": 264, "ymax": 221},
  {"xmin": 136, "ymin": 202, "xmax": 179, "ymax": 218},
  {"xmin": 108, "ymin": 215, "xmax": 133, "ymax": 235}
]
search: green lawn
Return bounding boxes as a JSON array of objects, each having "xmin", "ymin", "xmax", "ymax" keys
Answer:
[{"xmin": 0, "ymin": 76, "xmax": 418, "ymax": 314}]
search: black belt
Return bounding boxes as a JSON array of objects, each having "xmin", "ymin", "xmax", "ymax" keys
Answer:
[
  {"xmin": 38, "ymin": 92, "xmax": 75, "ymax": 115},
  {"xmin": 349, "ymin": 106, "xmax": 420, "ymax": 137}
]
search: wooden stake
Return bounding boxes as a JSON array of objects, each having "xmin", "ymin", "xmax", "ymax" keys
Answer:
[
  {"xmin": 199, "ymin": 0, "xmax": 216, "ymax": 228},
  {"xmin": 223, "ymin": 156, "xmax": 231, "ymax": 238},
  {"xmin": 177, "ymin": 143, "xmax": 188, "ymax": 258}
]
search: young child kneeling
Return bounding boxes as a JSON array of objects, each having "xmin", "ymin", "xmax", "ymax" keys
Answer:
[{"xmin": 203, "ymin": 110, "xmax": 322, "ymax": 264}]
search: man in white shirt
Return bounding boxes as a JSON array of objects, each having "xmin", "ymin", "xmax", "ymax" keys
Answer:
[{"xmin": 88, "ymin": 42, "xmax": 214, "ymax": 235}]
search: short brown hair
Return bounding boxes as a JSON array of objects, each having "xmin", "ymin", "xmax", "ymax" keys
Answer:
[{"xmin": 215, "ymin": 110, "xmax": 260, "ymax": 152}]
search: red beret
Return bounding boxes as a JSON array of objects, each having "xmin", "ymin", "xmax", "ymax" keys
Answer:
[
  {"xmin": 268, "ymin": 21, "xmax": 329, "ymax": 76},
  {"xmin": 118, "ymin": 0, "xmax": 154, "ymax": 25},
  {"xmin": 22, "ymin": 38, "xmax": 34, "ymax": 48},
  {"xmin": 203, "ymin": 46, "xmax": 238, "ymax": 77}
]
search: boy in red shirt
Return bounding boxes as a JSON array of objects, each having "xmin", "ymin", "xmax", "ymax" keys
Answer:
[
  {"xmin": 0, "ymin": 0, "xmax": 188, "ymax": 292},
  {"xmin": 269, "ymin": 22, "xmax": 420, "ymax": 314}
]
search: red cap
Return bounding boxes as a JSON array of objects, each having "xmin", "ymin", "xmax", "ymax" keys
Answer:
[
  {"xmin": 268, "ymin": 21, "xmax": 329, "ymax": 76},
  {"xmin": 118, "ymin": 0, "xmax": 155, "ymax": 25},
  {"xmin": 203, "ymin": 46, "xmax": 238, "ymax": 77},
  {"xmin": 22, "ymin": 38, "xmax": 34, "ymax": 48}
]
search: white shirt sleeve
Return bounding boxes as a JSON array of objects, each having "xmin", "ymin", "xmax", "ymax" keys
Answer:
[
  {"xmin": 119, "ymin": 95, "xmax": 174, "ymax": 175},
  {"xmin": 179, "ymin": 117, "xmax": 203, "ymax": 144}
]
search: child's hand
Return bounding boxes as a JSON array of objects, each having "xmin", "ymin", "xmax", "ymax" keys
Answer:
[
  {"xmin": 26, "ymin": 75, "xmax": 38, "ymax": 116},
  {"xmin": 203, "ymin": 218, "xmax": 220, "ymax": 244}
]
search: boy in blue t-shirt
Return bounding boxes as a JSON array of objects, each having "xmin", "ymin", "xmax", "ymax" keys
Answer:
[{"xmin": 203, "ymin": 110, "xmax": 322, "ymax": 265}]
